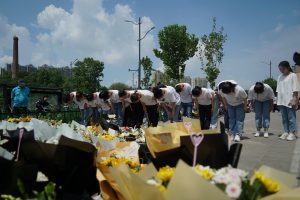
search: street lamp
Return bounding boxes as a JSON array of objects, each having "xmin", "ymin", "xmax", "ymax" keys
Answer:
[
  {"xmin": 70, "ymin": 58, "xmax": 78, "ymax": 77},
  {"xmin": 125, "ymin": 17, "xmax": 155, "ymax": 89},
  {"xmin": 128, "ymin": 68, "xmax": 138, "ymax": 89},
  {"xmin": 261, "ymin": 60, "xmax": 272, "ymax": 79}
]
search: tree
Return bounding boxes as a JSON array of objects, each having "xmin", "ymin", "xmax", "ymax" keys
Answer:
[
  {"xmin": 25, "ymin": 68, "xmax": 65, "ymax": 88},
  {"xmin": 109, "ymin": 82, "xmax": 130, "ymax": 91},
  {"xmin": 198, "ymin": 17, "xmax": 227, "ymax": 89},
  {"xmin": 72, "ymin": 57, "xmax": 104, "ymax": 93},
  {"xmin": 154, "ymin": 24, "xmax": 199, "ymax": 82},
  {"xmin": 141, "ymin": 56, "xmax": 153, "ymax": 88},
  {"xmin": 262, "ymin": 78, "xmax": 277, "ymax": 93}
]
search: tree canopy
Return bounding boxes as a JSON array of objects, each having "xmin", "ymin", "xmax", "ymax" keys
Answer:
[
  {"xmin": 198, "ymin": 18, "xmax": 227, "ymax": 89},
  {"xmin": 141, "ymin": 56, "xmax": 153, "ymax": 88},
  {"xmin": 154, "ymin": 24, "xmax": 199, "ymax": 82}
]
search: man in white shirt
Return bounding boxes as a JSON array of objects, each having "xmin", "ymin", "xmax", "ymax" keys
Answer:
[
  {"xmin": 130, "ymin": 90, "xmax": 159, "ymax": 126},
  {"xmin": 99, "ymin": 90, "xmax": 123, "ymax": 125},
  {"xmin": 276, "ymin": 61, "xmax": 300, "ymax": 141},
  {"xmin": 175, "ymin": 83, "xmax": 193, "ymax": 118},
  {"xmin": 153, "ymin": 85, "xmax": 181, "ymax": 122},
  {"xmin": 63, "ymin": 91, "xmax": 89, "ymax": 126},
  {"xmin": 218, "ymin": 80, "xmax": 237, "ymax": 131},
  {"xmin": 248, "ymin": 82, "xmax": 274, "ymax": 138},
  {"xmin": 192, "ymin": 86, "xmax": 213, "ymax": 130},
  {"xmin": 220, "ymin": 81, "xmax": 248, "ymax": 142}
]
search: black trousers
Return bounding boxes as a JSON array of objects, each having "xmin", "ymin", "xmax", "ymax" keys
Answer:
[
  {"xmin": 123, "ymin": 102, "xmax": 145, "ymax": 128},
  {"xmin": 146, "ymin": 104, "xmax": 159, "ymax": 127},
  {"xmin": 199, "ymin": 104, "xmax": 212, "ymax": 130},
  {"xmin": 12, "ymin": 106, "xmax": 28, "ymax": 117}
]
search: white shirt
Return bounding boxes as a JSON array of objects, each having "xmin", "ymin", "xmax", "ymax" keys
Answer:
[
  {"xmin": 123, "ymin": 90, "xmax": 135, "ymax": 104},
  {"xmin": 217, "ymin": 80, "xmax": 237, "ymax": 91},
  {"xmin": 193, "ymin": 88, "xmax": 212, "ymax": 105},
  {"xmin": 71, "ymin": 92, "xmax": 88, "ymax": 109},
  {"xmin": 109, "ymin": 90, "xmax": 121, "ymax": 103},
  {"xmin": 248, "ymin": 84, "xmax": 274, "ymax": 102},
  {"xmin": 276, "ymin": 73, "xmax": 300, "ymax": 107},
  {"xmin": 221, "ymin": 85, "xmax": 247, "ymax": 106},
  {"xmin": 158, "ymin": 86, "xmax": 181, "ymax": 105},
  {"xmin": 138, "ymin": 90, "xmax": 157, "ymax": 106},
  {"xmin": 175, "ymin": 83, "xmax": 192, "ymax": 103},
  {"xmin": 95, "ymin": 92, "xmax": 111, "ymax": 111}
]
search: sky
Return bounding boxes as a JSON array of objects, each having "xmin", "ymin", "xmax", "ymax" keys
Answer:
[{"xmin": 0, "ymin": 0, "xmax": 299, "ymax": 88}]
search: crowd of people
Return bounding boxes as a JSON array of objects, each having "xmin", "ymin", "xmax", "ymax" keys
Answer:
[{"xmin": 61, "ymin": 60, "xmax": 300, "ymax": 142}]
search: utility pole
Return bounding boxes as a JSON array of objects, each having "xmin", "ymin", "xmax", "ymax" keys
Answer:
[
  {"xmin": 261, "ymin": 60, "xmax": 272, "ymax": 79},
  {"xmin": 70, "ymin": 58, "xmax": 78, "ymax": 78},
  {"xmin": 125, "ymin": 17, "xmax": 155, "ymax": 89}
]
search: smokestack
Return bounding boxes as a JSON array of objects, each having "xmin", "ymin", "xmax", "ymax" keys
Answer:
[{"xmin": 12, "ymin": 36, "xmax": 19, "ymax": 80}]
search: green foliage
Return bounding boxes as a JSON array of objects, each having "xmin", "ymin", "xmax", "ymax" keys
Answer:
[
  {"xmin": 199, "ymin": 17, "xmax": 227, "ymax": 89},
  {"xmin": 109, "ymin": 82, "xmax": 130, "ymax": 90},
  {"xmin": 262, "ymin": 78, "xmax": 277, "ymax": 93},
  {"xmin": 1, "ymin": 181, "xmax": 56, "ymax": 200},
  {"xmin": 154, "ymin": 24, "xmax": 199, "ymax": 82},
  {"xmin": 25, "ymin": 68, "xmax": 65, "ymax": 88},
  {"xmin": 72, "ymin": 57, "xmax": 104, "ymax": 93},
  {"xmin": 141, "ymin": 56, "xmax": 153, "ymax": 88}
]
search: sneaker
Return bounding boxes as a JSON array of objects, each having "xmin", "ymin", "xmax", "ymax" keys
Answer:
[
  {"xmin": 279, "ymin": 132, "xmax": 289, "ymax": 140},
  {"xmin": 286, "ymin": 133, "xmax": 296, "ymax": 141},
  {"xmin": 264, "ymin": 132, "xmax": 269, "ymax": 138},
  {"xmin": 254, "ymin": 132, "xmax": 260, "ymax": 137},
  {"xmin": 234, "ymin": 135, "xmax": 241, "ymax": 142}
]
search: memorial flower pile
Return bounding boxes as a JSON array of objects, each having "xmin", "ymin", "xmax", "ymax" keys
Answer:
[
  {"xmin": 100, "ymin": 156, "xmax": 142, "ymax": 173},
  {"xmin": 147, "ymin": 164, "xmax": 281, "ymax": 199},
  {"xmin": 7, "ymin": 116, "xmax": 32, "ymax": 123}
]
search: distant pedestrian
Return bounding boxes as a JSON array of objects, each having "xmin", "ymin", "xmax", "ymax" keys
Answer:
[
  {"xmin": 11, "ymin": 79, "xmax": 30, "ymax": 117},
  {"xmin": 175, "ymin": 83, "xmax": 193, "ymax": 118},
  {"xmin": 277, "ymin": 61, "xmax": 300, "ymax": 141},
  {"xmin": 248, "ymin": 82, "xmax": 274, "ymax": 138},
  {"xmin": 192, "ymin": 86, "xmax": 213, "ymax": 130},
  {"xmin": 220, "ymin": 81, "xmax": 247, "ymax": 142},
  {"xmin": 210, "ymin": 88, "xmax": 222, "ymax": 129}
]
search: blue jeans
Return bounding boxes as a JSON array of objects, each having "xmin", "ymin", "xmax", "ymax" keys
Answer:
[
  {"xmin": 113, "ymin": 102, "xmax": 123, "ymax": 125},
  {"xmin": 181, "ymin": 102, "xmax": 192, "ymax": 118},
  {"xmin": 224, "ymin": 110, "xmax": 229, "ymax": 129},
  {"xmin": 164, "ymin": 105, "xmax": 181, "ymax": 122},
  {"xmin": 80, "ymin": 108, "xmax": 89, "ymax": 126},
  {"xmin": 210, "ymin": 96, "xmax": 219, "ymax": 127},
  {"xmin": 279, "ymin": 106, "xmax": 297, "ymax": 133},
  {"xmin": 227, "ymin": 104, "xmax": 245, "ymax": 136},
  {"xmin": 91, "ymin": 107, "xmax": 99, "ymax": 122},
  {"xmin": 255, "ymin": 100, "xmax": 270, "ymax": 129}
]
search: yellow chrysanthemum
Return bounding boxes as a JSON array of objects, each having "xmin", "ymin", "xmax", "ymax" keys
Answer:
[
  {"xmin": 100, "ymin": 157, "xmax": 142, "ymax": 172},
  {"xmin": 159, "ymin": 185, "xmax": 166, "ymax": 192},
  {"xmin": 99, "ymin": 135, "xmax": 115, "ymax": 140},
  {"xmin": 157, "ymin": 166, "xmax": 175, "ymax": 182},
  {"xmin": 255, "ymin": 171, "xmax": 280, "ymax": 193},
  {"xmin": 195, "ymin": 165, "xmax": 215, "ymax": 180}
]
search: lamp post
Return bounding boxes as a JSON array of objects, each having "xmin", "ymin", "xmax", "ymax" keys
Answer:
[
  {"xmin": 70, "ymin": 58, "xmax": 78, "ymax": 77},
  {"xmin": 125, "ymin": 17, "xmax": 155, "ymax": 89},
  {"xmin": 261, "ymin": 60, "xmax": 272, "ymax": 79}
]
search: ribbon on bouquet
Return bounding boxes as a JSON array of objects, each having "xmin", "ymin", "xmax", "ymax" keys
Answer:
[
  {"xmin": 190, "ymin": 132, "xmax": 204, "ymax": 167},
  {"xmin": 16, "ymin": 128, "xmax": 24, "ymax": 161}
]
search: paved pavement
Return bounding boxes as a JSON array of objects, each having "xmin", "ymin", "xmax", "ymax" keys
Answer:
[{"xmin": 232, "ymin": 111, "xmax": 300, "ymax": 177}]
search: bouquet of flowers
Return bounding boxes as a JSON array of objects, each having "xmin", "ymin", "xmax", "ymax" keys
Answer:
[{"xmin": 7, "ymin": 116, "xmax": 32, "ymax": 123}]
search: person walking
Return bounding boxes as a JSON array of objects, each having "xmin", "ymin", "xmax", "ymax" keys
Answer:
[
  {"xmin": 276, "ymin": 61, "xmax": 300, "ymax": 141},
  {"xmin": 220, "ymin": 81, "xmax": 248, "ymax": 142},
  {"xmin": 248, "ymin": 82, "xmax": 274, "ymax": 138}
]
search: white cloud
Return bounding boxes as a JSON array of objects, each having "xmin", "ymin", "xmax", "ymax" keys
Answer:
[
  {"xmin": 0, "ymin": 0, "xmax": 156, "ymax": 86},
  {"xmin": 273, "ymin": 23, "xmax": 284, "ymax": 33}
]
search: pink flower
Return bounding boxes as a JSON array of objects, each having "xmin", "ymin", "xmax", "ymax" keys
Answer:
[{"xmin": 225, "ymin": 183, "xmax": 242, "ymax": 199}]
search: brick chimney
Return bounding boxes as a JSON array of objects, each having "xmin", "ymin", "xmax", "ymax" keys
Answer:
[{"xmin": 12, "ymin": 36, "xmax": 19, "ymax": 80}]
